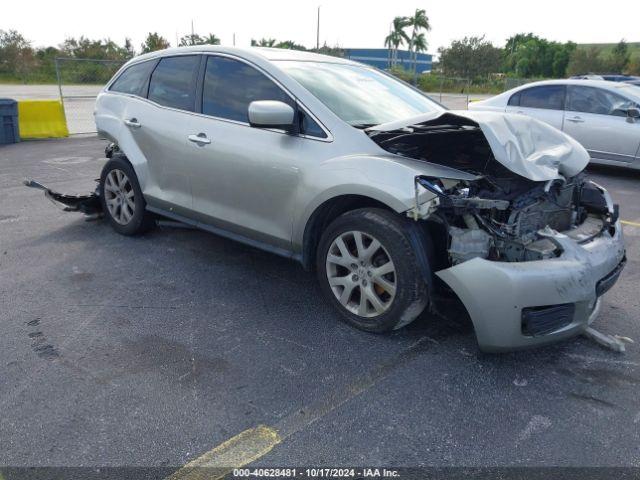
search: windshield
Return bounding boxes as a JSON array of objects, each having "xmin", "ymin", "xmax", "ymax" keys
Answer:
[
  {"xmin": 276, "ymin": 61, "xmax": 443, "ymax": 126},
  {"xmin": 616, "ymin": 84, "xmax": 640, "ymax": 102}
]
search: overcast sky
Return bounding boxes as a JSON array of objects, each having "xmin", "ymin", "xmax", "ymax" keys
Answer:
[{"xmin": 4, "ymin": 0, "xmax": 639, "ymax": 56}]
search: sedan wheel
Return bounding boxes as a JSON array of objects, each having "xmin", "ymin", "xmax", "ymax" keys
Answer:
[
  {"xmin": 325, "ymin": 230, "xmax": 397, "ymax": 318},
  {"xmin": 104, "ymin": 169, "xmax": 135, "ymax": 225}
]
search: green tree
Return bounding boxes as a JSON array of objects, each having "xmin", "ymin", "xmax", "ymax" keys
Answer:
[
  {"xmin": 60, "ymin": 37, "xmax": 129, "ymax": 60},
  {"xmin": 406, "ymin": 9, "xmax": 431, "ymax": 83},
  {"xmin": 0, "ymin": 29, "xmax": 36, "ymax": 80},
  {"xmin": 34, "ymin": 46, "xmax": 60, "ymax": 79},
  {"xmin": 317, "ymin": 43, "xmax": 344, "ymax": 58},
  {"xmin": 411, "ymin": 32, "xmax": 428, "ymax": 73},
  {"xmin": 384, "ymin": 16, "xmax": 410, "ymax": 68},
  {"xmin": 141, "ymin": 32, "xmax": 170, "ymax": 53},
  {"xmin": 566, "ymin": 47, "xmax": 607, "ymax": 76},
  {"xmin": 251, "ymin": 38, "xmax": 276, "ymax": 47},
  {"xmin": 124, "ymin": 38, "xmax": 135, "ymax": 57},
  {"xmin": 179, "ymin": 33, "xmax": 205, "ymax": 46},
  {"xmin": 610, "ymin": 39, "xmax": 630, "ymax": 72},
  {"xmin": 275, "ymin": 40, "xmax": 306, "ymax": 50},
  {"xmin": 628, "ymin": 54, "xmax": 640, "ymax": 76},
  {"xmin": 438, "ymin": 36, "xmax": 502, "ymax": 79},
  {"xmin": 503, "ymin": 34, "xmax": 575, "ymax": 77},
  {"xmin": 203, "ymin": 34, "xmax": 221, "ymax": 45}
]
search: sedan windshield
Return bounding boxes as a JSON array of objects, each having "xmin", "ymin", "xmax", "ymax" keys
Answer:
[{"xmin": 276, "ymin": 61, "xmax": 443, "ymax": 126}]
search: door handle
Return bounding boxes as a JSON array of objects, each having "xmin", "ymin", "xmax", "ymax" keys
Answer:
[
  {"xmin": 188, "ymin": 133, "xmax": 211, "ymax": 145},
  {"xmin": 124, "ymin": 118, "xmax": 141, "ymax": 128},
  {"xmin": 566, "ymin": 116, "xmax": 584, "ymax": 123}
]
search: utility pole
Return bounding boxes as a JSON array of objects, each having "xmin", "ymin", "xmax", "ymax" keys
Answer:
[
  {"xmin": 233, "ymin": 33, "xmax": 236, "ymax": 46},
  {"xmin": 316, "ymin": 6, "xmax": 320, "ymax": 51}
]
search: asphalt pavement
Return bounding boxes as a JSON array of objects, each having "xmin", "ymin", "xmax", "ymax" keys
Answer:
[{"xmin": 0, "ymin": 136, "xmax": 639, "ymax": 473}]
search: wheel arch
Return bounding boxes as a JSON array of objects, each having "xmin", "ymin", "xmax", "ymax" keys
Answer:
[
  {"xmin": 300, "ymin": 194, "xmax": 435, "ymax": 288},
  {"xmin": 301, "ymin": 195, "xmax": 393, "ymax": 271}
]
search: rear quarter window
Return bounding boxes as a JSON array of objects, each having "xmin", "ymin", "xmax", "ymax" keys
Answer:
[
  {"xmin": 109, "ymin": 60, "xmax": 156, "ymax": 97},
  {"xmin": 507, "ymin": 92, "xmax": 521, "ymax": 106}
]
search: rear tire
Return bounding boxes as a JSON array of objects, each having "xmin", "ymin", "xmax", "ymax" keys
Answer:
[
  {"xmin": 316, "ymin": 208, "xmax": 429, "ymax": 332},
  {"xmin": 99, "ymin": 155, "xmax": 155, "ymax": 235}
]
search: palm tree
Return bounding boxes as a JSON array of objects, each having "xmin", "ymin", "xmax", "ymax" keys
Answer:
[
  {"xmin": 412, "ymin": 33, "xmax": 428, "ymax": 76},
  {"xmin": 251, "ymin": 38, "xmax": 276, "ymax": 47},
  {"xmin": 203, "ymin": 34, "xmax": 220, "ymax": 45},
  {"xmin": 179, "ymin": 33, "xmax": 204, "ymax": 46},
  {"xmin": 407, "ymin": 9, "xmax": 431, "ymax": 83},
  {"xmin": 384, "ymin": 16, "xmax": 410, "ymax": 68}
]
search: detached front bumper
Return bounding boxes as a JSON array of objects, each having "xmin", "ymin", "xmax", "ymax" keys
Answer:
[{"xmin": 436, "ymin": 220, "xmax": 626, "ymax": 352}]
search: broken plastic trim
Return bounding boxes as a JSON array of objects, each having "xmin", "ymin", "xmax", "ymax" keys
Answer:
[{"xmin": 23, "ymin": 179, "xmax": 103, "ymax": 216}]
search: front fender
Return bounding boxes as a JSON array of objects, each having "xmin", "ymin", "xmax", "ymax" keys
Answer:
[{"xmin": 291, "ymin": 153, "xmax": 471, "ymax": 251}]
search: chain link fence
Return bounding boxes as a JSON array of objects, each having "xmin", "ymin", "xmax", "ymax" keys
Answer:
[
  {"xmin": 425, "ymin": 77, "xmax": 472, "ymax": 110},
  {"xmin": 55, "ymin": 58, "xmax": 125, "ymax": 134}
]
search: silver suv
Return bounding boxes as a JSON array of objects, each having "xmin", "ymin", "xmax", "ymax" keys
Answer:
[{"xmin": 94, "ymin": 46, "xmax": 625, "ymax": 351}]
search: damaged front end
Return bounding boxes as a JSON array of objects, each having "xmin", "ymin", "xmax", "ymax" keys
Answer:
[
  {"xmin": 411, "ymin": 174, "xmax": 619, "ymax": 266},
  {"xmin": 368, "ymin": 111, "xmax": 626, "ymax": 351}
]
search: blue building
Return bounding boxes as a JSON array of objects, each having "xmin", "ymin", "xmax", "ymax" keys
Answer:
[{"xmin": 343, "ymin": 48, "xmax": 433, "ymax": 72}]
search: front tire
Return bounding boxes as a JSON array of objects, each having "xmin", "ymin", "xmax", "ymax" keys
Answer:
[
  {"xmin": 316, "ymin": 208, "xmax": 429, "ymax": 332},
  {"xmin": 99, "ymin": 156, "xmax": 155, "ymax": 235}
]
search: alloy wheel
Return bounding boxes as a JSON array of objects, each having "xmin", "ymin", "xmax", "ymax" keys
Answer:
[
  {"xmin": 104, "ymin": 169, "xmax": 135, "ymax": 225},
  {"xmin": 325, "ymin": 230, "xmax": 397, "ymax": 318}
]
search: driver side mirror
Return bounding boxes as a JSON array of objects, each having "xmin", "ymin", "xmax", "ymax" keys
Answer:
[
  {"xmin": 627, "ymin": 107, "xmax": 640, "ymax": 122},
  {"xmin": 248, "ymin": 100, "xmax": 296, "ymax": 132}
]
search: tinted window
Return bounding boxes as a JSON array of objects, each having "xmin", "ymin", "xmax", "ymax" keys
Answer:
[
  {"xmin": 203, "ymin": 56, "xmax": 292, "ymax": 123},
  {"xmin": 508, "ymin": 92, "xmax": 521, "ymax": 106},
  {"xmin": 202, "ymin": 56, "xmax": 326, "ymax": 138},
  {"xmin": 301, "ymin": 113, "xmax": 326, "ymax": 138},
  {"xmin": 148, "ymin": 56, "xmax": 199, "ymax": 111},
  {"xmin": 110, "ymin": 61, "xmax": 155, "ymax": 96},
  {"xmin": 566, "ymin": 85, "xmax": 638, "ymax": 116},
  {"xmin": 519, "ymin": 85, "xmax": 565, "ymax": 110}
]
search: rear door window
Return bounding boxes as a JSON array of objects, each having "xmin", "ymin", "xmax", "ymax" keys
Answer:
[
  {"xmin": 110, "ymin": 60, "xmax": 156, "ymax": 97},
  {"xmin": 518, "ymin": 85, "xmax": 565, "ymax": 110},
  {"xmin": 566, "ymin": 85, "xmax": 638, "ymax": 116},
  {"xmin": 148, "ymin": 55, "xmax": 199, "ymax": 111}
]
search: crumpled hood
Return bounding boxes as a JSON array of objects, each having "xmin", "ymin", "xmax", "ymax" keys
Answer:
[{"xmin": 367, "ymin": 110, "xmax": 590, "ymax": 181}]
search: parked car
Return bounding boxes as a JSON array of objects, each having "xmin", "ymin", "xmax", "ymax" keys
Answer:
[
  {"xmin": 569, "ymin": 74, "xmax": 605, "ymax": 80},
  {"xmin": 570, "ymin": 74, "xmax": 640, "ymax": 82},
  {"xmin": 469, "ymin": 79, "xmax": 640, "ymax": 169},
  {"xmin": 92, "ymin": 47, "xmax": 625, "ymax": 352}
]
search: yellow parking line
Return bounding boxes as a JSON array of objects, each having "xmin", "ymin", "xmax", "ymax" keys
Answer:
[
  {"xmin": 166, "ymin": 425, "xmax": 280, "ymax": 480},
  {"xmin": 621, "ymin": 220, "xmax": 640, "ymax": 228}
]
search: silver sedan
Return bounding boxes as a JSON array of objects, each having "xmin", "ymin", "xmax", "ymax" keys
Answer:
[{"xmin": 469, "ymin": 79, "xmax": 640, "ymax": 169}]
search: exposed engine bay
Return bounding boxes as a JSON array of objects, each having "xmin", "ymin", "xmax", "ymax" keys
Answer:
[{"xmin": 367, "ymin": 115, "xmax": 619, "ymax": 266}]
